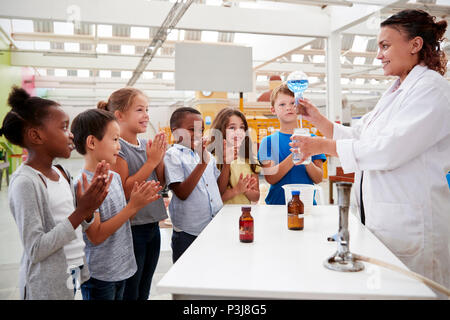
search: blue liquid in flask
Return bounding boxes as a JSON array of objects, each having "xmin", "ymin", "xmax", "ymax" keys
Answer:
[{"xmin": 287, "ymin": 71, "xmax": 309, "ymax": 105}]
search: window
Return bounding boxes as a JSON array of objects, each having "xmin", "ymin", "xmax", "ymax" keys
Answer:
[
  {"xmin": 96, "ymin": 44, "xmax": 108, "ymax": 53},
  {"xmin": 35, "ymin": 41, "xmax": 51, "ymax": 50},
  {"xmin": 12, "ymin": 19, "xmax": 33, "ymax": 32},
  {"xmin": 353, "ymin": 57, "xmax": 366, "ymax": 65},
  {"xmin": 55, "ymin": 69, "xmax": 67, "ymax": 77},
  {"xmin": 78, "ymin": 70, "xmax": 90, "ymax": 78},
  {"xmin": 54, "ymin": 22, "xmax": 74, "ymax": 35},
  {"xmin": 99, "ymin": 70, "xmax": 111, "ymax": 78},
  {"xmin": 121, "ymin": 71, "xmax": 132, "ymax": 79},
  {"xmin": 64, "ymin": 42, "xmax": 80, "ymax": 52},
  {"xmin": 121, "ymin": 45, "xmax": 135, "ymax": 55},
  {"xmin": 97, "ymin": 24, "xmax": 112, "ymax": 37},
  {"xmin": 130, "ymin": 26, "xmax": 149, "ymax": 39},
  {"xmin": 201, "ymin": 31, "xmax": 218, "ymax": 42}
]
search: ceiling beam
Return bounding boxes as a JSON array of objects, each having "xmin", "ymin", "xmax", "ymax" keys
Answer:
[
  {"xmin": 327, "ymin": 0, "xmax": 404, "ymax": 32},
  {"xmin": 10, "ymin": 50, "xmax": 174, "ymax": 71},
  {"xmin": 0, "ymin": 0, "xmax": 331, "ymax": 37}
]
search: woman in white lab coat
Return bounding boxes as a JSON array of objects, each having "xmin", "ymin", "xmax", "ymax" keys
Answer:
[{"xmin": 290, "ymin": 9, "xmax": 450, "ymax": 290}]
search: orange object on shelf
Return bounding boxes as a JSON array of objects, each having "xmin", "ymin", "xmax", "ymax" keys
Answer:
[{"xmin": 328, "ymin": 167, "xmax": 355, "ymax": 204}]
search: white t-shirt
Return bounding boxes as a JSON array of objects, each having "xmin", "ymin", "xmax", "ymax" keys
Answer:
[{"xmin": 45, "ymin": 166, "xmax": 85, "ymax": 269}]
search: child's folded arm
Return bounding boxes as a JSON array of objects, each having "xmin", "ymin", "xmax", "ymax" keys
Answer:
[
  {"xmin": 168, "ymin": 162, "xmax": 207, "ymax": 200},
  {"xmin": 113, "ymin": 156, "xmax": 158, "ymax": 201},
  {"xmin": 260, "ymin": 155, "xmax": 295, "ymax": 185},
  {"xmin": 84, "ymin": 206, "xmax": 136, "ymax": 245},
  {"xmin": 305, "ymin": 159, "xmax": 325, "ymax": 184}
]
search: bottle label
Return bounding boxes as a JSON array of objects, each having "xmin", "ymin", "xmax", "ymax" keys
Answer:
[{"xmin": 239, "ymin": 220, "xmax": 254, "ymax": 242}]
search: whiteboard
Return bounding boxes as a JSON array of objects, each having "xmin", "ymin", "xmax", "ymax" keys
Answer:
[{"xmin": 175, "ymin": 42, "xmax": 253, "ymax": 92}]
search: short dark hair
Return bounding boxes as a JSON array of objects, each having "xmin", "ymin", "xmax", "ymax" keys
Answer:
[
  {"xmin": 71, "ymin": 109, "xmax": 117, "ymax": 155},
  {"xmin": 169, "ymin": 107, "xmax": 201, "ymax": 131},
  {"xmin": 0, "ymin": 86, "xmax": 59, "ymax": 147}
]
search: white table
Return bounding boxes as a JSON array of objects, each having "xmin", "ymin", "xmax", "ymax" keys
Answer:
[{"xmin": 157, "ymin": 205, "xmax": 437, "ymax": 300}]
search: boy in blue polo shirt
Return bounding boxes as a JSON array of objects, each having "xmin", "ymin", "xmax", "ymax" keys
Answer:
[
  {"xmin": 164, "ymin": 107, "xmax": 229, "ymax": 263},
  {"xmin": 258, "ymin": 83, "xmax": 326, "ymax": 205}
]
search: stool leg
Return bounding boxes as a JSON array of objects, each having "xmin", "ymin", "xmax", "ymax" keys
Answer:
[
  {"xmin": 329, "ymin": 181, "xmax": 333, "ymax": 204},
  {"xmin": 0, "ymin": 170, "xmax": 3, "ymax": 191}
]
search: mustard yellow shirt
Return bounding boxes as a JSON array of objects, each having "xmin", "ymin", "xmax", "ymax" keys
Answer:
[{"xmin": 224, "ymin": 159, "xmax": 260, "ymax": 205}]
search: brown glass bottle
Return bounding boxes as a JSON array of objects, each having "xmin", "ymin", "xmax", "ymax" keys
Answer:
[
  {"xmin": 239, "ymin": 206, "xmax": 254, "ymax": 243},
  {"xmin": 288, "ymin": 191, "xmax": 304, "ymax": 230}
]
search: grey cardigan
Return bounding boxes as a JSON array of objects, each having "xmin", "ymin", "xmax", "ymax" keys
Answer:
[{"xmin": 8, "ymin": 164, "xmax": 91, "ymax": 300}]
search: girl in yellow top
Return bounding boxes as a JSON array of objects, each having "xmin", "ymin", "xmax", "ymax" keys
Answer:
[{"xmin": 208, "ymin": 108, "xmax": 260, "ymax": 204}]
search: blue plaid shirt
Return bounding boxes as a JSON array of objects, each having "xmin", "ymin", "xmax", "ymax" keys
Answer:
[{"xmin": 164, "ymin": 144, "xmax": 223, "ymax": 236}]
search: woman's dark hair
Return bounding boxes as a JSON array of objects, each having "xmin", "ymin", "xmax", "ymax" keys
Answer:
[
  {"xmin": 207, "ymin": 107, "xmax": 259, "ymax": 174},
  {"xmin": 0, "ymin": 86, "xmax": 59, "ymax": 147},
  {"xmin": 381, "ymin": 9, "xmax": 448, "ymax": 75},
  {"xmin": 70, "ymin": 109, "xmax": 117, "ymax": 155},
  {"xmin": 169, "ymin": 106, "xmax": 201, "ymax": 131}
]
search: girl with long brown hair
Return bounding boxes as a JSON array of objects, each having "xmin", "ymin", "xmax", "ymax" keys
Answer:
[{"xmin": 208, "ymin": 107, "xmax": 260, "ymax": 204}]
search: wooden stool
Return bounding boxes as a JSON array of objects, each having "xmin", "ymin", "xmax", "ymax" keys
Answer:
[{"xmin": 328, "ymin": 167, "xmax": 354, "ymax": 204}]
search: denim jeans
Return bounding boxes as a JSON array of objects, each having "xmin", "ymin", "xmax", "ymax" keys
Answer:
[
  {"xmin": 69, "ymin": 265, "xmax": 83, "ymax": 297},
  {"xmin": 171, "ymin": 230, "xmax": 197, "ymax": 263},
  {"xmin": 123, "ymin": 222, "xmax": 161, "ymax": 300},
  {"xmin": 81, "ymin": 277, "xmax": 126, "ymax": 300}
]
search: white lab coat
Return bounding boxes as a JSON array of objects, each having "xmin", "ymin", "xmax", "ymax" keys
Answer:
[{"xmin": 334, "ymin": 65, "xmax": 450, "ymax": 289}]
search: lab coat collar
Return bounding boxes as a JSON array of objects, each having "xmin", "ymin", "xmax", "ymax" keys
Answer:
[{"xmin": 396, "ymin": 64, "xmax": 429, "ymax": 93}]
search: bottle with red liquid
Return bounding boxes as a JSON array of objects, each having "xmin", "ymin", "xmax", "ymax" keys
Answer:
[{"xmin": 239, "ymin": 206, "xmax": 254, "ymax": 243}]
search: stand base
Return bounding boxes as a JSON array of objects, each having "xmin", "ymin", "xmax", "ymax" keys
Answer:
[{"xmin": 324, "ymin": 256, "xmax": 365, "ymax": 272}]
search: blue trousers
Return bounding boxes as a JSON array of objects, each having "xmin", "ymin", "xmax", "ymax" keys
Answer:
[
  {"xmin": 123, "ymin": 222, "xmax": 161, "ymax": 300},
  {"xmin": 81, "ymin": 277, "xmax": 126, "ymax": 300},
  {"xmin": 171, "ymin": 230, "xmax": 197, "ymax": 263}
]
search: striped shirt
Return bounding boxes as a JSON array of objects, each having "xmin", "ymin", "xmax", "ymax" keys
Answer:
[{"xmin": 75, "ymin": 169, "xmax": 136, "ymax": 282}]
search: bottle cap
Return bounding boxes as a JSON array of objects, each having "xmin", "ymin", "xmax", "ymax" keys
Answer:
[
  {"xmin": 241, "ymin": 206, "xmax": 251, "ymax": 211},
  {"xmin": 291, "ymin": 190, "xmax": 300, "ymax": 196}
]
